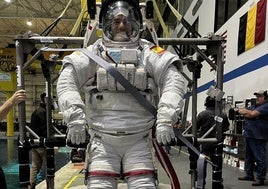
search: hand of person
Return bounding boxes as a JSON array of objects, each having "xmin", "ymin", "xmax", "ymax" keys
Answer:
[
  {"xmin": 11, "ymin": 90, "xmax": 26, "ymax": 105},
  {"xmin": 67, "ymin": 124, "xmax": 87, "ymax": 145},
  {"xmin": 156, "ymin": 124, "xmax": 175, "ymax": 145}
]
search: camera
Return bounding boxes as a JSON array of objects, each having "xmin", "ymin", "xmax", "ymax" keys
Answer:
[{"xmin": 228, "ymin": 108, "xmax": 244, "ymax": 120}]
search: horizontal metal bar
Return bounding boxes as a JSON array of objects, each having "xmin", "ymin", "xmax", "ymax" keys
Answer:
[
  {"xmin": 14, "ymin": 35, "xmax": 225, "ymax": 46},
  {"xmin": 14, "ymin": 35, "xmax": 84, "ymax": 44},
  {"xmin": 182, "ymin": 133, "xmax": 219, "ymax": 144},
  {"xmin": 197, "ymin": 138, "xmax": 218, "ymax": 143},
  {"xmin": 158, "ymin": 37, "xmax": 224, "ymax": 45},
  {"xmin": 25, "ymin": 126, "xmax": 39, "ymax": 139}
]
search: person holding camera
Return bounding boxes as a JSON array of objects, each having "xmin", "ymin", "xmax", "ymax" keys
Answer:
[{"xmin": 238, "ymin": 90, "xmax": 268, "ymax": 186}]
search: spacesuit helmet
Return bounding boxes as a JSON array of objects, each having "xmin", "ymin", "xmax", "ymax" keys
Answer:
[{"xmin": 99, "ymin": 0, "xmax": 142, "ymax": 47}]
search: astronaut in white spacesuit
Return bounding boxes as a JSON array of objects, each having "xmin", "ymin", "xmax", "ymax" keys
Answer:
[{"xmin": 56, "ymin": 0, "xmax": 185, "ymax": 188}]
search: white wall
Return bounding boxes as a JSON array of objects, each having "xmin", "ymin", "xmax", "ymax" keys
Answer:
[{"xmin": 173, "ymin": 0, "xmax": 268, "ymax": 119}]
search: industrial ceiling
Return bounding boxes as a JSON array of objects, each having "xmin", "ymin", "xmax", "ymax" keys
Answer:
[
  {"xmin": 0, "ymin": 0, "xmax": 178, "ymax": 48},
  {"xmin": 0, "ymin": 0, "xmax": 82, "ymax": 48}
]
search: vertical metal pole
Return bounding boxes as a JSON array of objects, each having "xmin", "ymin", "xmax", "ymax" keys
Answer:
[
  {"xmin": 181, "ymin": 91, "xmax": 190, "ymax": 130},
  {"xmin": 16, "ymin": 40, "xmax": 26, "ymax": 141},
  {"xmin": 189, "ymin": 68, "xmax": 198, "ymax": 189},
  {"xmin": 45, "ymin": 81, "xmax": 53, "ymax": 137},
  {"xmin": 215, "ymin": 43, "xmax": 224, "ymax": 140},
  {"xmin": 212, "ymin": 41, "xmax": 224, "ymax": 189},
  {"xmin": 192, "ymin": 74, "xmax": 198, "ymax": 138},
  {"xmin": 45, "ymin": 70, "xmax": 55, "ymax": 189},
  {"xmin": 16, "ymin": 39, "xmax": 30, "ymax": 188}
]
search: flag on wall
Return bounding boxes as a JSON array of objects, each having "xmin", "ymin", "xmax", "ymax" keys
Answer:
[{"xmin": 237, "ymin": 0, "xmax": 267, "ymax": 55}]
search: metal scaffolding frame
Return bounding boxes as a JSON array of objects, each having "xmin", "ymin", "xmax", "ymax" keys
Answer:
[{"xmin": 15, "ymin": 34, "xmax": 225, "ymax": 189}]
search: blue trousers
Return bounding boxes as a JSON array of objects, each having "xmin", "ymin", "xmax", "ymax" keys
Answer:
[{"xmin": 245, "ymin": 138, "xmax": 267, "ymax": 180}]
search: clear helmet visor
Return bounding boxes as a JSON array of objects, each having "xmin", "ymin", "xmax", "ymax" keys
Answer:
[{"xmin": 102, "ymin": 1, "xmax": 141, "ymax": 44}]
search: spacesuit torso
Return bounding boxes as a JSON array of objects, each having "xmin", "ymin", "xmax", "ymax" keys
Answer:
[
  {"xmin": 59, "ymin": 37, "xmax": 183, "ymax": 136},
  {"xmin": 84, "ymin": 39, "xmax": 158, "ymax": 134}
]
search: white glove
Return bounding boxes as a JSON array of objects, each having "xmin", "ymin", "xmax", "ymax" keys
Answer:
[
  {"xmin": 67, "ymin": 124, "xmax": 86, "ymax": 145},
  {"xmin": 156, "ymin": 124, "xmax": 175, "ymax": 145}
]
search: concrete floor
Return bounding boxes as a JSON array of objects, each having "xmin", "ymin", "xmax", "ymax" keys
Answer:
[{"xmin": 37, "ymin": 146, "xmax": 268, "ymax": 189}]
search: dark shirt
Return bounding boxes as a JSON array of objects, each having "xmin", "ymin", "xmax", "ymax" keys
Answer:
[
  {"xmin": 243, "ymin": 102, "xmax": 268, "ymax": 140},
  {"xmin": 30, "ymin": 103, "xmax": 47, "ymax": 137},
  {"xmin": 197, "ymin": 107, "xmax": 230, "ymax": 140}
]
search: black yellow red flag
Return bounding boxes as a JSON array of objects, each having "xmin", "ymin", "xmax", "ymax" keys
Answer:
[{"xmin": 237, "ymin": 0, "xmax": 266, "ymax": 55}]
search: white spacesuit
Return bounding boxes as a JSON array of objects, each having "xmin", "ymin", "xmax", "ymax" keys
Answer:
[{"xmin": 57, "ymin": 0, "xmax": 185, "ymax": 188}]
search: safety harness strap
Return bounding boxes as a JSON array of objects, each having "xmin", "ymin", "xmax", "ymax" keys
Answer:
[
  {"xmin": 152, "ymin": 139, "xmax": 181, "ymax": 189},
  {"xmin": 197, "ymin": 154, "xmax": 206, "ymax": 188}
]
